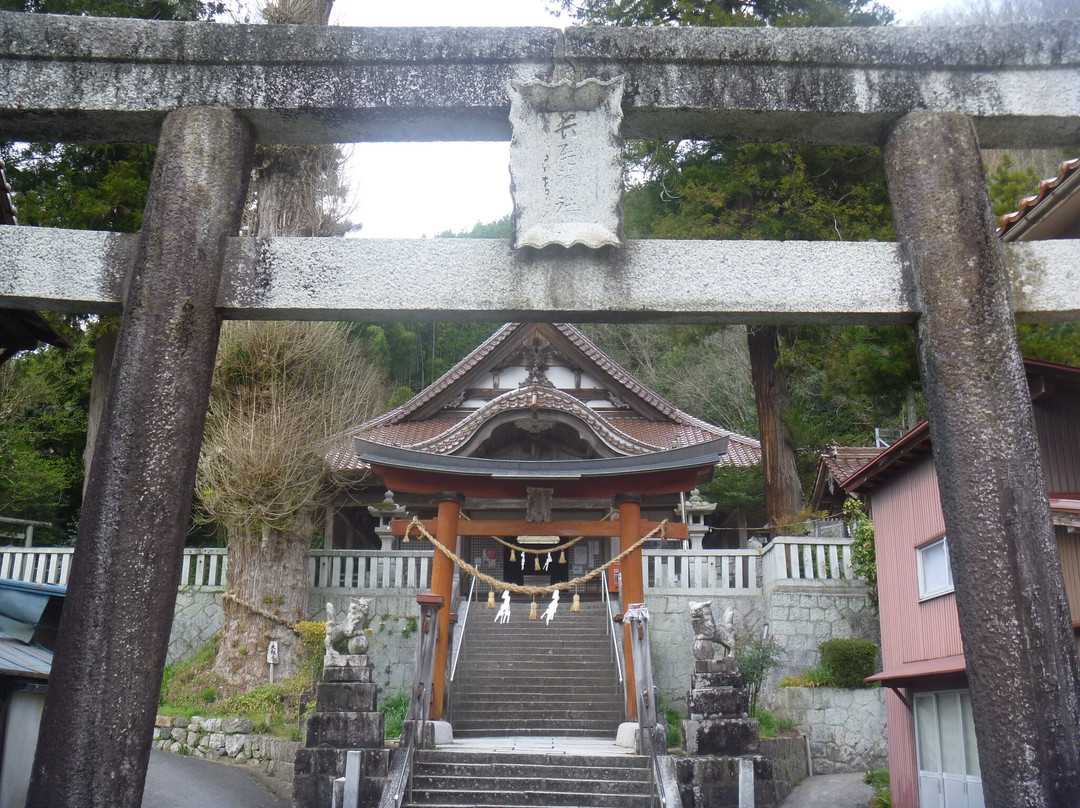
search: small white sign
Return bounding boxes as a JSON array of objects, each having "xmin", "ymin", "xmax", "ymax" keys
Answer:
[{"xmin": 266, "ymin": 640, "xmax": 279, "ymax": 665}]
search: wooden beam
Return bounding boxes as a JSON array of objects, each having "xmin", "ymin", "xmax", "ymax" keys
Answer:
[{"xmin": 394, "ymin": 518, "xmax": 687, "ymax": 540}]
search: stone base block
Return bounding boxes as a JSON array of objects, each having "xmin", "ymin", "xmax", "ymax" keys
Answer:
[
  {"xmin": 695, "ymin": 657, "xmax": 738, "ymax": 674},
  {"xmin": 316, "ymin": 681, "xmax": 378, "ymax": 713},
  {"xmin": 323, "ymin": 665, "xmax": 373, "ymax": 683},
  {"xmin": 688, "ymin": 686, "xmax": 749, "ymax": 719},
  {"xmin": 305, "ymin": 711, "xmax": 384, "ymax": 748},
  {"xmin": 692, "ymin": 670, "xmax": 744, "ymax": 690},
  {"xmin": 674, "ymin": 755, "xmax": 780, "ymax": 808},
  {"xmin": 682, "ymin": 717, "xmax": 760, "ymax": 757},
  {"xmin": 293, "ymin": 747, "xmax": 389, "ymax": 808}
]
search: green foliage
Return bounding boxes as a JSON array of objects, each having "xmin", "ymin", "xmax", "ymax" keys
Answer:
[
  {"xmin": 0, "ymin": 0, "xmax": 222, "ymax": 18},
  {"xmin": 779, "ymin": 665, "xmax": 833, "ymax": 688},
  {"xmin": 657, "ymin": 695, "xmax": 683, "ymax": 748},
  {"xmin": 865, "ymin": 768, "xmax": 890, "ymax": 789},
  {"xmin": 699, "ymin": 466, "xmax": 766, "ymax": 525},
  {"xmin": 379, "ymin": 691, "xmax": 410, "ymax": 739},
  {"xmin": 844, "ymin": 498, "xmax": 878, "ymax": 609},
  {"xmin": 986, "ymin": 152, "xmax": 1041, "ymax": 220},
  {"xmin": 0, "ymin": 321, "xmax": 94, "ymax": 542},
  {"xmin": 866, "ymin": 768, "xmax": 891, "ymax": 808},
  {"xmin": 736, "ymin": 635, "xmax": 783, "ymax": 714},
  {"xmin": 1016, "ymin": 322, "xmax": 1080, "ymax": 366},
  {"xmin": 753, "ymin": 708, "xmax": 797, "ymax": 739},
  {"xmin": 556, "ymin": 0, "xmax": 893, "ymax": 27},
  {"xmin": 818, "ymin": 638, "xmax": 879, "ymax": 688},
  {"xmin": 402, "ymin": 616, "xmax": 419, "ymax": 638}
]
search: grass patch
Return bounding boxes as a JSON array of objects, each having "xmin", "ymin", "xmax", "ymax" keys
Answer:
[
  {"xmin": 753, "ymin": 708, "xmax": 798, "ymax": 739},
  {"xmin": 778, "ymin": 665, "xmax": 833, "ymax": 688},
  {"xmin": 866, "ymin": 768, "xmax": 891, "ymax": 808},
  {"xmin": 379, "ymin": 691, "xmax": 409, "ymax": 740},
  {"xmin": 158, "ymin": 628, "xmax": 324, "ymax": 740},
  {"xmin": 657, "ymin": 696, "xmax": 683, "ymax": 748}
]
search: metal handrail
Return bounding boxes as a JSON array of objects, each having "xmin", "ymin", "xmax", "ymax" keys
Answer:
[
  {"xmin": 638, "ymin": 690, "xmax": 668, "ymax": 808},
  {"xmin": 602, "ymin": 579, "xmax": 624, "ymax": 683},
  {"xmin": 385, "ymin": 728, "xmax": 417, "ymax": 808},
  {"xmin": 449, "ymin": 574, "xmax": 475, "ymax": 682}
]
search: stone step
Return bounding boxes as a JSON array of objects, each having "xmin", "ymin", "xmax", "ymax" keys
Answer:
[
  {"xmin": 411, "ymin": 775, "xmax": 650, "ymax": 795},
  {"xmin": 451, "ymin": 719, "xmax": 622, "ymax": 734},
  {"xmin": 414, "ymin": 761, "xmax": 649, "ymax": 782},
  {"xmin": 450, "ymin": 710, "xmax": 623, "ymax": 725},
  {"xmin": 404, "ymin": 787, "xmax": 652, "ymax": 807},
  {"xmin": 417, "ymin": 751, "xmax": 648, "ymax": 767}
]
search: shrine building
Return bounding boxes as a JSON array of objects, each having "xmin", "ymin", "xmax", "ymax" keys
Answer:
[{"xmin": 323, "ymin": 321, "xmax": 761, "ymax": 718}]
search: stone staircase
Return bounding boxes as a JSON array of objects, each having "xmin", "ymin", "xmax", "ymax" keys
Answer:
[
  {"xmin": 448, "ymin": 600, "xmax": 625, "ymax": 738},
  {"xmin": 403, "ymin": 749, "xmax": 655, "ymax": 808}
]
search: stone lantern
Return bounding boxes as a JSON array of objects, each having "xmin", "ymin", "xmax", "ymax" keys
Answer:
[
  {"xmin": 367, "ymin": 490, "xmax": 406, "ymax": 552},
  {"xmin": 681, "ymin": 489, "xmax": 716, "ymax": 551}
]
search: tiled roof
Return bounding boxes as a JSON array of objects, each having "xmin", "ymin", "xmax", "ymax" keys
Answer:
[
  {"xmin": 809, "ymin": 444, "xmax": 885, "ymax": 512},
  {"xmin": 327, "ymin": 322, "xmax": 762, "ymax": 472},
  {"xmin": 997, "ymin": 156, "xmax": 1080, "ymax": 238},
  {"xmin": 822, "ymin": 445, "xmax": 885, "ymax": 485}
]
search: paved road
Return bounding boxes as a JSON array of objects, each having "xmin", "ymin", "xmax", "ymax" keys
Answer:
[
  {"xmin": 142, "ymin": 749, "xmax": 290, "ymax": 808},
  {"xmin": 780, "ymin": 772, "xmax": 875, "ymax": 808}
]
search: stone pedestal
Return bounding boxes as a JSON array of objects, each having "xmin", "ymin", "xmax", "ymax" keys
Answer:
[
  {"xmin": 294, "ymin": 658, "xmax": 388, "ymax": 808},
  {"xmin": 679, "ymin": 659, "xmax": 784, "ymax": 807}
]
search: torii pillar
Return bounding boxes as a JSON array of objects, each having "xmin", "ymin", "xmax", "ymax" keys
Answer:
[
  {"xmin": 616, "ymin": 493, "xmax": 645, "ymax": 720},
  {"xmin": 427, "ymin": 492, "xmax": 464, "ymax": 720}
]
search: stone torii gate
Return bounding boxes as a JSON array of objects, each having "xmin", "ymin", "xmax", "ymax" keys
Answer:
[{"xmin": 2, "ymin": 11, "xmax": 1080, "ymax": 808}]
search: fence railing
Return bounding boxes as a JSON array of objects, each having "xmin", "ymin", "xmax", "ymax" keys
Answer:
[
  {"xmin": 643, "ymin": 549, "xmax": 761, "ymax": 592},
  {"xmin": 0, "ymin": 546, "xmax": 71, "ymax": 586},
  {"xmin": 309, "ymin": 550, "xmax": 433, "ymax": 591},
  {"xmin": 1, "ymin": 539, "xmax": 854, "ymax": 594},
  {"xmin": 760, "ymin": 537, "xmax": 854, "ymax": 587}
]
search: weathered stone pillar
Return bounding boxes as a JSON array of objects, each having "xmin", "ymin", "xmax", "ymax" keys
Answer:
[
  {"xmin": 884, "ymin": 110, "xmax": 1080, "ymax": 806},
  {"xmin": 616, "ymin": 492, "xmax": 644, "ymax": 720},
  {"xmin": 428, "ymin": 492, "xmax": 463, "ymax": 720},
  {"xmin": 28, "ymin": 108, "xmax": 254, "ymax": 808}
]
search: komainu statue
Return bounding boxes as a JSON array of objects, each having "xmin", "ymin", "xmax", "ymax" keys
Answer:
[
  {"xmin": 324, "ymin": 597, "xmax": 372, "ymax": 667},
  {"xmin": 688, "ymin": 599, "xmax": 736, "ymax": 661}
]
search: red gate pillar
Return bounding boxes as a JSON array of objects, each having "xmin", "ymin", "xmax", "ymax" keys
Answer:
[
  {"xmin": 616, "ymin": 493, "xmax": 644, "ymax": 720},
  {"xmin": 429, "ymin": 492, "xmax": 464, "ymax": 720}
]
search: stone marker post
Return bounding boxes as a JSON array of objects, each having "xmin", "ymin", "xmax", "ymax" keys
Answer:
[
  {"xmin": 27, "ymin": 108, "xmax": 255, "ymax": 808},
  {"xmin": 884, "ymin": 110, "xmax": 1080, "ymax": 806}
]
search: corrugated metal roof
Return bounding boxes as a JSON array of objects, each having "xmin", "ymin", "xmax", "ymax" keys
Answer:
[{"xmin": 0, "ymin": 636, "xmax": 52, "ymax": 680}]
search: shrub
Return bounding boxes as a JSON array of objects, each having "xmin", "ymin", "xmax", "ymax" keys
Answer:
[
  {"xmin": 778, "ymin": 665, "xmax": 832, "ymax": 688},
  {"xmin": 657, "ymin": 696, "xmax": 682, "ymax": 748},
  {"xmin": 819, "ymin": 638, "xmax": 879, "ymax": 688},
  {"xmin": 735, "ymin": 635, "xmax": 783, "ymax": 714}
]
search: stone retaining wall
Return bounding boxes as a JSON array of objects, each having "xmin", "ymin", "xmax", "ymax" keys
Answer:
[
  {"xmin": 760, "ymin": 736, "xmax": 809, "ymax": 802},
  {"xmin": 152, "ymin": 715, "xmax": 302, "ymax": 784},
  {"xmin": 763, "ymin": 687, "xmax": 887, "ymax": 773},
  {"xmin": 167, "ymin": 590, "xmax": 424, "ymax": 698}
]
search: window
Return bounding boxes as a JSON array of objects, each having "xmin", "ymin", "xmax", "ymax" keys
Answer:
[
  {"xmin": 914, "ymin": 690, "xmax": 984, "ymax": 808},
  {"xmin": 918, "ymin": 535, "xmax": 954, "ymax": 600}
]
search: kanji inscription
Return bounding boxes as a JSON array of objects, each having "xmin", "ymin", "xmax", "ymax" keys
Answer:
[{"xmin": 508, "ymin": 77, "xmax": 624, "ymax": 249}]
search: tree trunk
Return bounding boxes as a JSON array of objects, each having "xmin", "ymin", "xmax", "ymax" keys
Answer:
[
  {"xmin": 747, "ymin": 326, "xmax": 801, "ymax": 539},
  {"xmin": 208, "ymin": 0, "xmax": 338, "ymax": 689},
  {"xmin": 213, "ymin": 513, "xmax": 313, "ymax": 688}
]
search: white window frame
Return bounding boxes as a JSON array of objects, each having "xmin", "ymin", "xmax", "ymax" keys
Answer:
[
  {"xmin": 914, "ymin": 690, "xmax": 984, "ymax": 808},
  {"xmin": 917, "ymin": 534, "xmax": 954, "ymax": 601}
]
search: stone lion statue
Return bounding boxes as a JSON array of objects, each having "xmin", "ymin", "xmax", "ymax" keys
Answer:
[
  {"xmin": 324, "ymin": 597, "xmax": 372, "ymax": 666},
  {"xmin": 689, "ymin": 599, "xmax": 736, "ymax": 660}
]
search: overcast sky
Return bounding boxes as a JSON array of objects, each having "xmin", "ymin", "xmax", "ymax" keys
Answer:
[{"xmin": 334, "ymin": 0, "xmax": 953, "ymax": 238}]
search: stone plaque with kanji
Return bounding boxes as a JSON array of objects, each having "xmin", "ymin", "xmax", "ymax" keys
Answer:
[{"xmin": 508, "ymin": 77, "xmax": 624, "ymax": 249}]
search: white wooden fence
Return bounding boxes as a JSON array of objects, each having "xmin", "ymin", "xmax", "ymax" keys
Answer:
[{"xmin": 1, "ymin": 537, "xmax": 855, "ymax": 594}]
